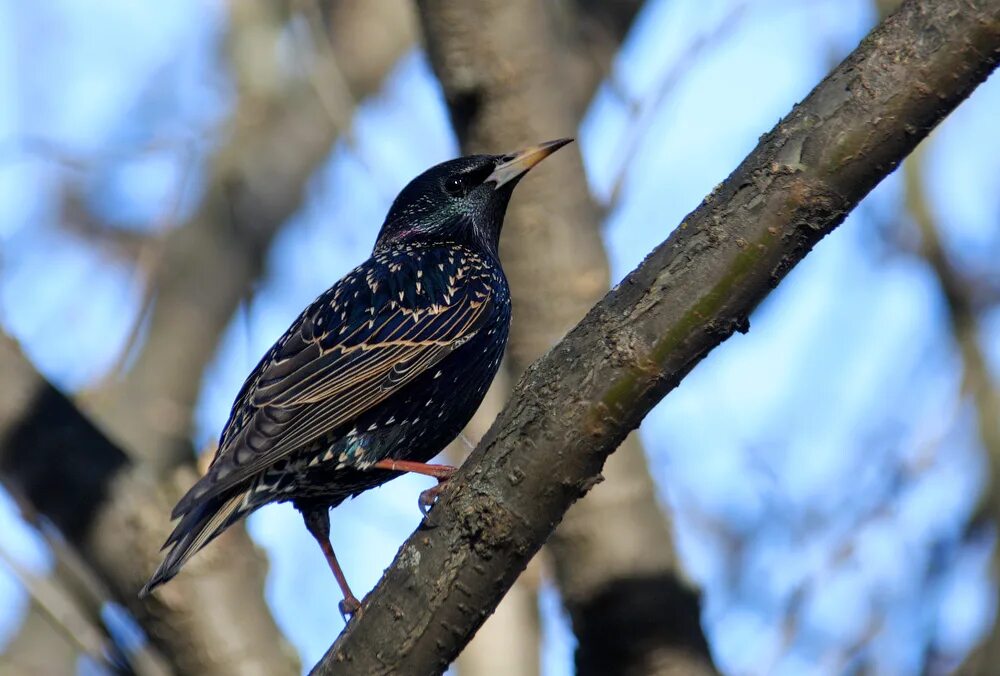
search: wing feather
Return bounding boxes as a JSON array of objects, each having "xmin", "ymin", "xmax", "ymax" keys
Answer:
[{"xmin": 172, "ymin": 249, "xmax": 495, "ymax": 517}]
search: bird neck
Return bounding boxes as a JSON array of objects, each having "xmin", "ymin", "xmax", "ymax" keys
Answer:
[{"xmin": 373, "ymin": 218, "xmax": 501, "ymax": 260}]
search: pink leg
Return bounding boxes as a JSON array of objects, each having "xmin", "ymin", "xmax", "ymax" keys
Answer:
[
  {"xmin": 301, "ymin": 507, "xmax": 361, "ymax": 617},
  {"xmin": 373, "ymin": 459, "xmax": 457, "ymax": 513}
]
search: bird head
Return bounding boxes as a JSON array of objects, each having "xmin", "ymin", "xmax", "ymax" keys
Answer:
[{"xmin": 375, "ymin": 138, "xmax": 572, "ymax": 255}]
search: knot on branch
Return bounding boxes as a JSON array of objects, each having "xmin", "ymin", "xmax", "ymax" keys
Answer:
[{"xmin": 456, "ymin": 491, "xmax": 519, "ymax": 558}]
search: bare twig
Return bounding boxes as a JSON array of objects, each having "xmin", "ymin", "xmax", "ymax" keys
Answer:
[{"xmin": 606, "ymin": 2, "xmax": 748, "ymax": 207}]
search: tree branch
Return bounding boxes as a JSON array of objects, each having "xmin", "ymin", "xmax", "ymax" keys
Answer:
[
  {"xmin": 0, "ymin": 334, "xmax": 302, "ymax": 674},
  {"xmin": 311, "ymin": 0, "xmax": 1000, "ymax": 672}
]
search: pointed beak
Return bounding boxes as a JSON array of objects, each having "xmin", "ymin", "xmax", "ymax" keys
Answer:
[{"xmin": 486, "ymin": 138, "xmax": 573, "ymax": 189}]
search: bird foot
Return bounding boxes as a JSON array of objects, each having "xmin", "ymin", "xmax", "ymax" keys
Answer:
[
  {"xmin": 339, "ymin": 594, "xmax": 362, "ymax": 620},
  {"xmin": 418, "ymin": 481, "xmax": 449, "ymax": 516}
]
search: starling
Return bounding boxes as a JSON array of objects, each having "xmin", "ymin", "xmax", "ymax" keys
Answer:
[{"xmin": 140, "ymin": 138, "xmax": 571, "ymax": 615}]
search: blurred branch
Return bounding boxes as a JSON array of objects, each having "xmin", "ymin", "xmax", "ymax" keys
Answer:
[
  {"xmin": 311, "ymin": 0, "xmax": 1000, "ymax": 671},
  {"xmin": 1, "ymin": 515, "xmax": 174, "ymax": 676},
  {"xmin": 0, "ymin": 3, "xmax": 419, "ymax": 675},
  {"xmin": 0, "ymin": 599, "xmax": 80, "ymax": 676},
  {"xmin": 417, "ymin": 0, "xmax": 712, "ymax": 673},
  {"xmin": 902, "ymin": 143, "xmax": 1000, "ymax": 674},
  {"xmin": 323, "ymin": 0, "xmax": 421, "ymax": 100},
  {"xmin": 0, "ymin": 333, "xmax": 301, "ymax": 675},
  {"xmin": 607, "ymin": 2, "xmax": 747, "ymax": 208},
  {"xmin": 87, "ymin": 0, "xmax": 366, "ymax": 472},
  {"xmin": 58, "ymin": 186, "xmax": 156, "ymax": 263},
  {"xmin": 902, "ymin": 149, "xmax": 1000, "ymax": 481},
  {"xmin": 544, "ymin": 0, "xmax": 647, "ymax": 117},
  {"xmin": 0, "ymin": 543, "xmax": 160, "ymax": 675},
  {"xmin": 871, "ymin": 27, "xmax": 1000, "ymax": 675},
  {"xmin": 0, "ymin": 549, "xmax": 109, "ymax": 672}
]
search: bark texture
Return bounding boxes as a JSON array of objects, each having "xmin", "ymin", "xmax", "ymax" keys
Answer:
[
  {"xmin": 311, "ymin": 0, "xmax": 1000, "ymax": 672},
  {"xmin": 418, "ymin": 1, "xmax": 714, "ymax": 672},
  {"xmin": 450, "ymin": 369, "xmax": 546, "ymax": 676}
]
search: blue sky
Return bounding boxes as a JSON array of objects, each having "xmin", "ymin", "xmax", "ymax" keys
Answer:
[{"xmin": 1, "ymin": 0, "xmax": 998, "ymax": 674}]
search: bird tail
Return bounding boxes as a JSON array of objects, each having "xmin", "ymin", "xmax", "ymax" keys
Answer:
[{"xmin": 139, "ymin": 487, "xmax": 254, "ymax": 598}]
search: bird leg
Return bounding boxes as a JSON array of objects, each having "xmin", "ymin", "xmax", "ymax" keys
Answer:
[
  {"xmin": 300, "ymin": 506, "xmax": 361, "ymax": 618},
  {"xmin": 372, "ymin": 459, "xmax": 456, "ymax": 514}
]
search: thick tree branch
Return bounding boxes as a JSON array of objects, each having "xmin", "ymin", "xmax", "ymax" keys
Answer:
[
  {"xmin": 448, "ymin": 370, "xmax": 547, "ymax": 676},
  {"xmin": 312, "ymin": 0, "xmax": 1000, "ymax": 672}
]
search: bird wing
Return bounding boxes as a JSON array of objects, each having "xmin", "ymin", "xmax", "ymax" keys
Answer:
[{"xmin": 172, "ymin": 249, "xmax": 494, "ymax": 518}]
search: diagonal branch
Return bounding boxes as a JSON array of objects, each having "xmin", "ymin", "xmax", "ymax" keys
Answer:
[
  {"xmin": 311, "ymin": 0, "xmax": 1000, "ymax": 672},
  {"xmin": 0, "ymin": 334, "xmax": 306, "ymax": 675}
]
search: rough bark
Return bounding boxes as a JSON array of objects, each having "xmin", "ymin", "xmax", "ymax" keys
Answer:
[
  {"xmin": 311, "ymin": 0, "xmax": 1000, "ymax": 672},
  {"xmin": 418, "ymin": 1, "xmax": 713, "ymax": 673},
  {"xmin": 449, "ymin": 369, "xmax": 546, "ymax": 676}
]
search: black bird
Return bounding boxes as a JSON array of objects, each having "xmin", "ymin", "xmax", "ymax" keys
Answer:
[{"xmin": 140, "ymin": 138, "xmax": 571, "ymax": 614}]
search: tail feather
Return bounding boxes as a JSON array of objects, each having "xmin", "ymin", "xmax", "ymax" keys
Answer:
[
  {"xmin": 139, "ymin": 489, "xmax": 253, "ymax": 597},
  {"xmin": 170, "ymin": 466, "xmax": 225, "ymax": 520}
]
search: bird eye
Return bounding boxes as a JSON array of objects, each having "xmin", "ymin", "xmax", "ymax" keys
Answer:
[{"xmin": 444, "ymin": 175, "xmax": 467, "ymax": 197}]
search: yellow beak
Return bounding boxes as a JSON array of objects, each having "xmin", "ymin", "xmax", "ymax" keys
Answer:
[{"xmin": 486, "ymin": 138, "xmax": 573, "ymax": 188}]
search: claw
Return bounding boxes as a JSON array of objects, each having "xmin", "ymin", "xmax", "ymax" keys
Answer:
[
  {"xmin": 418, "ymin": 482, "xmax": 448, "ymax": 515},
  {"xmin": 339, "ymin": 594, "xmax": 362, "ymax": 620}
]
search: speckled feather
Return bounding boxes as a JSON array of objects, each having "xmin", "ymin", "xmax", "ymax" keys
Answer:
[{"xmin": 142, "ymin": 243, "xmax": 510, "ymax": 589}]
